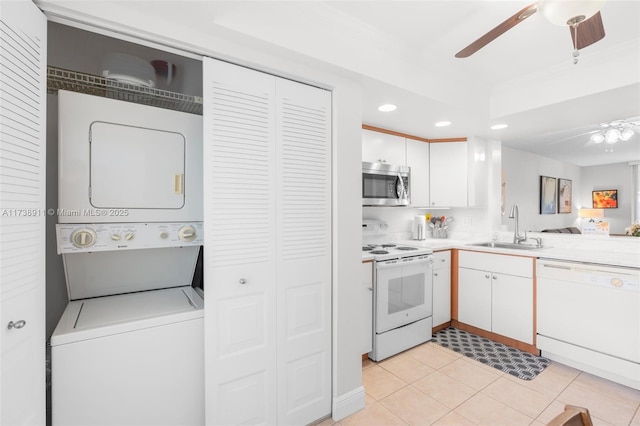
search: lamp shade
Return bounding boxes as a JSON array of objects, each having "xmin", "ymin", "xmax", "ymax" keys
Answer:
[
  {"xmin": 578, "ymin": 208, "xmax": 604, "ymax": 218},
  {"xmin": 538, "ymin": 0, "xmax": 605, "ymax": 26}
]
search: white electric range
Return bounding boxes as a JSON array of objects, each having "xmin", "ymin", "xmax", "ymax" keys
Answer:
[{"xmin": 363, "ymin": 220, "xmax": 434, "ymax": 361}]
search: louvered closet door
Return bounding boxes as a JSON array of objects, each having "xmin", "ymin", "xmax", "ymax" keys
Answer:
[
  {"xmin": 203, "ymin": 57, "xmax": 278, "ymax": 426},
  {"xmin": 0, "ymin": 1, "xmax": 47, "ymax": 425},
  {"xmin": 275, "ymin": 79, "xmax": 331, "ymax": 425}
]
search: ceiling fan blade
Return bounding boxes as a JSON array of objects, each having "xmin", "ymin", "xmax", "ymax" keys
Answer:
[
  {"xmin": 455, "ymin": 3, "xmax": 538, "ymax": 58},
  {"xmin": 571, "ymin": 11, "xmax": 605, "ymax": 49}
]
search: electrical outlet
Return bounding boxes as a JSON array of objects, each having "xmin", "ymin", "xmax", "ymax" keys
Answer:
[{"xmin": 462, "ymin": 216, "xmax": 472, "ymax": 226}]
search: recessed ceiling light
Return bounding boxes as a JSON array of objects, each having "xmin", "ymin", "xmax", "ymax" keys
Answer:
[
  {"xmin": 490, "ymin": 123, "xmax": 508, "ymax": 130},
  {"xmin": 435, "ymin": 121, "xmax": 452, "ymax": 127},
  {"xmin": 378, "ymin": 104, "xmax": 397, "ymax": 112}
]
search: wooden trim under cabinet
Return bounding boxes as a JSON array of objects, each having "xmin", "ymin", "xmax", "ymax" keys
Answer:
[
  {"xmin": 362, "ymin": 124, "xmax": 467, "ymax": 143},
  {"xmin": 451, "ymin": 320, "xmax": 540, "ymax": 356},
  {"xmin": 451, "ymin": 249, "xmax": 459, "ymax": 321}
]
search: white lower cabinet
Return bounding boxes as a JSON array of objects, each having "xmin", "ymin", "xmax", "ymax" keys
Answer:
[
  {"xmin": 361, "ymin": 261, "xmax": 373, "ymax": 354},
  {"xmin": 203, "ymin": 58, "xmax": 332, "ymax": 425},
  {"xmin": 432, "ymin": 250, "xmax": 451, "ymax": 327},
  {"xmin": 458, "ymin": 251, "xmax": 534, "ymax": 344}
]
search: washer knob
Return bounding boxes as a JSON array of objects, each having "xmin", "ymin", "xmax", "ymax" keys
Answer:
[
  {"xmin": 178, "ymin": 225, "xmax": 197, "ymax": 242},
  {"xmin": 71, "ymin": 228, "xmax": 96, "ymax": 248}
]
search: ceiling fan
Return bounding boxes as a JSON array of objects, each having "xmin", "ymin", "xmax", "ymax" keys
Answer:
[
  {"xmin": 455, "ymin": 0, "xmax": 607, "ymax": 61},
  {"xmin": 547, "ymin": 118, "xmax": 640, "ymax": 150}
]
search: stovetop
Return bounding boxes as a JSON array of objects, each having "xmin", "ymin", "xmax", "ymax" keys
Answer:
[{"xmin": 362, "ymin": 242, "xmax": 433, "ymax": 261}]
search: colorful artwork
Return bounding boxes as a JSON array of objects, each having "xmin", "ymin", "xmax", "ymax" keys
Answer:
[{"xmin": 592, "ymin": 190, "xmax": 618, "ymax": 209}]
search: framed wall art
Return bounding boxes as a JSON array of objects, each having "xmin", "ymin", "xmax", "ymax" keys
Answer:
[
  {"xmin": 540, "ymin": 175, "xmax": 557, "ymax": 214},
  {"xmin": 592, "ymin": 189, "xmax": 618, "ymax": 208},
  {"xmin": 557, "ymin": 178, "xmax": 572, "ymax": 213}
]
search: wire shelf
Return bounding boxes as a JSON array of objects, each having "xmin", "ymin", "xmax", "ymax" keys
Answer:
[{"xmin": 47, "ymin": 66, "xmax": 203, "ymax": 115}]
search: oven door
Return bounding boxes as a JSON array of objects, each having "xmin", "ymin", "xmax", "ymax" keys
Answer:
[{"xmin": 375, "ymin": 255, "xmax": 432, "ymax": 333}]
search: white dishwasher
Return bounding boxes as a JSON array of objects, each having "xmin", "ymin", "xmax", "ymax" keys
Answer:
[{"xmin": 537, "ymin": 259, "xmax": 640, "ymax": 390}]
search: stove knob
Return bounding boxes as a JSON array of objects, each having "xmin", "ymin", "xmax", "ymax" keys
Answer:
[
  {"xmin": 70, "ymin": 228, "xmax": 96, "ymax": 248},
  {"xmin": 178, "ymin": 225, "xmax": 196, "ymax": 242}
]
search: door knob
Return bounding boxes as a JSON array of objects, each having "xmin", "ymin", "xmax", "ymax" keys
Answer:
[
  {"xmin": 7, "ymin": 320, "xmax": 26, "ymax": 330},
  {"xmin": 239, "ymin": 279, "xmax": 247, "ymax": 285}
]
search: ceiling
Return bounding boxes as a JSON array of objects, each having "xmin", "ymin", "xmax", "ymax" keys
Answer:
[
  {"xmin": 46, "ymin": 0, "xmax": 640, "ymax": 166},
  {"xmin": 325, "ymin": 0, "xmax": 640, "ymax": 167}
]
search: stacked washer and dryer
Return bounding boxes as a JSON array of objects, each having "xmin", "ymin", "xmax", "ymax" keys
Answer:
[{"xmin": 50, "ymin": 91, "xmax": 204, "ymax": 425}]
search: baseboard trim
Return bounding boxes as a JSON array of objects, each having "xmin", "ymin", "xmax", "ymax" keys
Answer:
[{"xmin": 332, "ymin": 386, "xmax": 365, "ymax": 421}]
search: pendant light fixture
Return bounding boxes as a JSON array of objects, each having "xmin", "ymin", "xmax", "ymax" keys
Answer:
[{"xmin": 537, "ymin": 0, "xmax": 606, "ymax": 64}]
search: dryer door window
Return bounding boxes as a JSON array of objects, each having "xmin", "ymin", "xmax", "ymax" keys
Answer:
[{"xmin": 90, "ymin": 122, "xmax": 185, "ymax": 209}]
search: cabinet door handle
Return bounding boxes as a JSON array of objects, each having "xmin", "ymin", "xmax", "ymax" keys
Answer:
[
  {"xmin": 434, "ymin": 272, "xmax": 439, "ymax": 277},
  {"xmin": 485, "ymin": 274, "xmax": 490, "ymax": 279},
  {"xmin": 7, "ymin": 320, "xmax": 26, "ymax": 330},
  {"xmin": 492, "ymin": 274, "xmax": 497, "ymax": 280},
  {"xmin": 239, "ymin": 278, "xmax": 247, "ymax": 285}
]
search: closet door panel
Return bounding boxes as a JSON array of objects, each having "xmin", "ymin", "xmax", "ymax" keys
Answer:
[
  {"xmin": 0, "ymin": 1, "xmax": 47, "ymax": 425},
  {"xmin": 203, "ymin": 57, "xmax": 277, "ymax": 426},
  {"xmin": 275, "ymin": 78, "xmax": 331, "ymax": 425}
]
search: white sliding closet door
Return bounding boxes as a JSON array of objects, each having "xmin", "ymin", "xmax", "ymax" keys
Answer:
[
  {"xmin": 0, "ymin": 1, "xmax": 47, "ymax": 424},
  {"xmin": 203, "ymin": 58, "xmax": 278, "ymax": 425},
  {"xmin": 203, "ymin": 57, "xmax": 331, "ymax": 425},
  {"xmin": 275, "ymin": 79, "xmax": 331, "ymax": 425}
]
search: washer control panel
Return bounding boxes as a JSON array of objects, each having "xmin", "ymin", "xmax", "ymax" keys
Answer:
[{"xmin": 56, "ymin": 222, "xmax": 203, "ymax": 254}]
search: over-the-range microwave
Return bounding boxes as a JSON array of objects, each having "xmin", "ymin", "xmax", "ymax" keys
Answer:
[{"xmin": 362, "ymin": 161, "xmax": 410, "ymax": 206}]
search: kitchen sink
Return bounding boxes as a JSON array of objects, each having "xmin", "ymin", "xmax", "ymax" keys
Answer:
[{"xmin": 468, "ymin": 241, "xmax": 541, "ymax": 250}]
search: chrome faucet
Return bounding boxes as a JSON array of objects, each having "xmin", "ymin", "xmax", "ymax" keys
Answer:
[{"xmin": 508, "ymin": 204, "xmax": 527, "ymax": 244}]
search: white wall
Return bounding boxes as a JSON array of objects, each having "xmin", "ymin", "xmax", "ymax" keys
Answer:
[
  {"xmin": 581, "ymin": 163, "xmax": 634, "ymax": 235},
  {"xmin": 502, "ymin": 147, "xmax": 582, "ymax": 232}
]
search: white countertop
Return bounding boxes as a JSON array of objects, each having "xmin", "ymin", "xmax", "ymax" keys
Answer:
[{"xmin": 362, "ymin": 232, "xmax": 640, "ymax": 269}]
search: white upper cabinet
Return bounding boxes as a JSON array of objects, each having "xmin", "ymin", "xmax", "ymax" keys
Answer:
[
  {"xmin": 362, "ymin": 128, "xmax": 406, "ymax": 165},
  {"xmin": 362, "ymin": 128, "xmax": 487, "ymax": 208},
  {"xmin": 430, "ymin": 138, "xmax": 487, "ymax": 208},
  {"xmin": 429, "ymin": 142, "xmax": 468, "ymax": 207},
  {"xmin": 406, "ymin": 139, "xmax": 430, "ymax": 207}
]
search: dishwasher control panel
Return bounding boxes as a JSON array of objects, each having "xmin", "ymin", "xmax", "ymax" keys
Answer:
[
  {"xmin": 537, "ymin": 259, "xmax": 639, "ymax": 292},
  {"xmin": 56, "ymin": 222, "xmax": 203, "ymax": 253}
]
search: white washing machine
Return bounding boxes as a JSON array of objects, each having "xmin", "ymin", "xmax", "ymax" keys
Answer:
[{"xmin": 51, "ymin": 222, "xmax": 204, "ymax": 426}]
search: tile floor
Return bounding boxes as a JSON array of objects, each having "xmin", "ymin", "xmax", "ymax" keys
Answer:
[{"xmin": 322, "ymin": 341, "xmax": 640, "ymax": 426}]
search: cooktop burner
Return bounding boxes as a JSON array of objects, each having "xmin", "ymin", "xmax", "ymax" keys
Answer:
[
  {"xmin": 370, "ymin": 250, "xmax": 389, "ymax": 255},
  {"xmin": 382, "ymin": 243, "xmax": 396, "ymax": 248},
  {"xmin": 396, "ymin": 246, "xmax": 418, "ymax": 251},
  {"xmin": 362, "ymin": 246, "xmax": 373, "ymax": 251}
]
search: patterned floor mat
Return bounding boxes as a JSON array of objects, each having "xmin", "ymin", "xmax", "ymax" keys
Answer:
[{"xmin": 432, "ymin": 327, "xmax": 550, "ymax": 380}]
